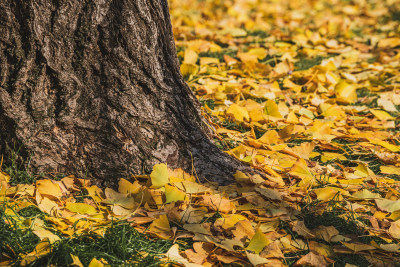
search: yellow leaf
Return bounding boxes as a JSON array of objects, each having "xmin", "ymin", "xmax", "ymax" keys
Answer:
[
  {"xmin": 32, "ymin": 228, "xmax": 60, "ymax": 244},
  {"xmin": 66, "ymin": 203, "xmax": 97, "ymax": 215},
  {"xmin": 180, "ymin": 63, "xmax": 198, "ymax": 77},
  {"xmin": 248, "ymin": 48, "xmax": 268, "ymax": 60},
  {"xmin": 370, "ymin": 109, "xmax": 395, "ymax": 121},
  {"xmin": 37, "ymin": 196, "xmax": 59, "ymax": 215},
  {"xmin": 378, "ymin": 37, "xmax": 400, "ymax": 48},
  {"xmin": 335, "ymin": 81, "xmax": 357, "ymax": 104},
  {"xmin": 0, "ymin": 171, "xmax": 10, "ymax": 183},
  {"xmin": 70, "ymin": 254, "xmax": 84, "ymax": 267},
  {"xmin": 111, "ymin": 205, "xmax": 135, "ymax": 216},
  {"xmin": 88, "ymin": 258, "xmax": 108, "ymax": 267},
  {"xmin": 149, "ymin": 214, "xmax": 172, "ymax": 239},
  {"xmin": 258, "ymin": 130, "xmax": 281, "ymax": 145},
  {"xmin": 165, "ymin": 244, "xmax": 203, "ymax": 267},
  {"xmin": 313, "ymin": 187, "xmax": 342, "ymax": 201},
  {"xmin": 389, "ymin": 221, "xmax": 400, "ymax": 239},
  {"xmin": 286, "ymin": 110, "xmax": 299, "ymax": 123},
  {"xmin": 232, "ymin": 220, "xmax": 255, "ymax": 241},
  {"xmin": 289, "ymin": 158, "xmax": 315, "ymax": 186},
  {"xmin": 320, "ymin": 152, "xmax": 346, "ymax": 163},
  {"xmin": 217, "ymin": 214, "xmax": 248, "ymax": 229},
  {"xmin": 245, "ymin": 252, "xmax": 270, "ymax": 266},
  {"xmin": 85, "ymin": 186, "xmax": 104, "ymax": 202},
  {"xmin": 36, "ymin": 179, "xmax": 63, "ymax": 198},
  {"xmin": 342, "ymin": 242, "xmax": 376, "ymax": 253},
  {"xmin": 226, "ymin": 104, "xmax": 249, "ymax": 122},
  {"xmin": 184, "ymin": 49, "xmax": 198, "ymax": 64},
  {"xmin": 308, "ymin": 241, "xmax": 335, "ymax": 258},
  {"xmin": 176, "ymin": 180, "xmax": 210, "ymax": 194},
  {"xmin": 351, "ymin": 189, "xmax": 381, "ymax": 200},
  {"xmin": 380, "ymin": 166, "xmax": 400, "ymax": 175},
  {"xmin": 150, "ymin": 163, "xmax": 169, "ymax": 188},
  {"xmin": 165, "ymin": 184, "xmax": 186, "ymax": 203},
  {"xmin": 118, "ymin": 178, "xmax": 141, "ymax": 194},
  {"xmin": 246, "ymin": 228, "xmax": 272, "ymax": 254},
  {"xmin": 200, "ymin": 57, "xmax": 219, "ymax": 65},
  {"xmin": 20, "ymin": 240, "xmax": 51, "ymax": 266},
  {"xmin": 264, "ymin": 100, "xmax": 282, "ymax": 119},
  {"xmin": 375, "ymin": 199, "xmax": 400, "ymax": 213},
  {"xmin": 295, "ymin": 252, "xmax": 330, "ymax": 267}
]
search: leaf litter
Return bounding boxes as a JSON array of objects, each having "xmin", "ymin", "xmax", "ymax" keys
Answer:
[{"xmin": 2, "ymin": 0, "xmax": 400, "ymax": 266}]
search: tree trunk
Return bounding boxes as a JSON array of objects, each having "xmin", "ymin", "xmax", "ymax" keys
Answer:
[{"xmin": 0, "ymin": 0, "xmax": 251, "ymax": 186}]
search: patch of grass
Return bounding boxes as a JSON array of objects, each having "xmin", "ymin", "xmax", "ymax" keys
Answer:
[
  {"xmin": 199, "ymin": 49, "xmax": 237, "ymax": 61},
  {"xmin": 222, "ymin": 121, "xmax": 249, "ymax": 133},
  {"xmin": 284, "ymin": 251, "xmax": 309, "ymax": 266},
  {"xmin": 214, "ymin": 139, "xmax": 239, "ymax": 150},
  {"xmin": 2, "ymin": 149, "xmax": 41, "ymax": 185},
  {"xmin": 294, "ymin": 55, "xmax": 329, "ymax": 71},
  {"xmin": 287, "ymin": 139, "xmax": 312, "ymax": 147},
  {"xmin": 0, "ymin": 208, "xmax": 40, "ymax": 263},
  {"xmin": 199, "ymin": 99, "xmax": 215, "ymax": 109},
  {"xmin": 247, "ymin": 30, "xmax": 268, "ymax": 38},
  {"xmin": 333, "ymin": 254, "xmax": 370, "ymax": 267},
  {"xmin": 17, "ymin": 205, "xmax": 46, "ymax": 220},
  {"xmin": 8, "ymin": 222, "xmax": 175, "ymax": 266},
  {"xmin": 302, "ymin": 210, "xmax": 364, "ymax": 236}
]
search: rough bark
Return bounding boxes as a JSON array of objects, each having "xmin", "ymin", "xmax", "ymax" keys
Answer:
[{"xmin": 0, "ymin": 0, "xmax": 253, "ymax": 186}]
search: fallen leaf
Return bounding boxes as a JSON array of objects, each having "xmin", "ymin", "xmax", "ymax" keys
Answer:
[
  {"xmin": 150, "ymin": 163, "xmax": 169, "ymax": 188},
  {"xmin": 246, "ymin": 228, "xmax": 272, "ymax": 254}
]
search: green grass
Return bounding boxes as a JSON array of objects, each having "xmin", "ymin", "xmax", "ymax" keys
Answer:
[
  {"xmin": 294, "ymin": 55, "xmax": 330, "ymax": 71},
  {"xmin": 0, "ymin": 207, "xmax": 41, "ymax": 264},
  {"xmin": 1, "ymin": 216, "xmax": 175, "ymax": 266},
  {"xmin": 32, "ymin": 223, "xmax": 174, "ymax": 267},
  {"xmin": 2, "ymin": 149, "xmax": 41, "ymax": 185}
]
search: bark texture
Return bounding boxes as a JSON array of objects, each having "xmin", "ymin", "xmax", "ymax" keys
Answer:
[{"xmin": 0, "ymin": 0, "xmax": 252, "ymax": 186}]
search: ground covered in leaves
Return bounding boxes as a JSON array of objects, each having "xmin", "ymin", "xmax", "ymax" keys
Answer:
[{"xmin": 2, "ymin": 0, "xmax": 400, "ymax": 266}]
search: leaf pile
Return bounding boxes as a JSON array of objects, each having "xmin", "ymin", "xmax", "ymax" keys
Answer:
[{"xmin": 2, "ymin": 0, "xmax": 400, "ymax": 266}]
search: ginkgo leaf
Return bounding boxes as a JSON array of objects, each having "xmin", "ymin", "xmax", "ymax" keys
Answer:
[
  {"xmin": 118, "ymin": 178, "xmax": 141, "ymax": 194},
  {"xmin": 180, "ymin": 63, "xmax": 198, "ymax": 77},
  {"xmin": 0, "ymin": 171, "xmax": 10, "ymax": 183},
  {"xmin": 32, "ymin": 228, "xmax": 60, "ymax": 244},
  {"xmin": 245, "ymin": 252, "xmax": 270, "ymax": 266},
  {"xmin": 370, "ymin": 109, "xmax": 395, "ymax": 121},
  {"xmin": 246, "ymin": 228, "xmax": 272, "ymax": 254},
  {"xmin": 184, "ymin": 49, "xmax": 198, "ymax": 64},
  {"xmin": 36, "ymin": 179, "xmax": 63, "ymax": 198},
  {"xmin": 165, "ymin": 244, "xmax": 203, "ymax": 267},
  {"xmin": 37, "ymin": 196, "xmax": 59, "ymax": 215},
  {"xmin": 20, "ymin": 240, "xmax": 51, "ymax": 266},
  {"xmin": 165, "ymin": 184, "xmax": 186, "ymax": 203},
  {"xmin": 289, "ymin": 158, "xmax": 315, "ymax": 186},
  {"xmin": 65, "ymin": 203, "xmax": 97, "ymax": 215},
  {"xmin": 295, "ymin": 252, "xmax": 330, "ymax": 267},
  {"xmin": 217, "ymin": 214, "xmax": 248, "ymax": 229},
  {"xmin": 150, "ymin": 163, "xmax": 169, "ymax": 188},
  {"xmin": 375, "ymin": 199, "xmax": 400, "ymax": 213},
  {"xmin": 226, "ymin": 104, "xmax": 249, "ymax": 122},
  {"xmin": 380, "ymin": 166, "xmax": 400, "ymax": 175},
  {"xmin": 178, "ymin": 180, "xmax": 210, "ymax": 194},
  {"xmin": 88, "ymin": 258, "xmax": 108, "ymax": 267},
  {"xmin": 149, "ymin": 214, "xmax": 171, "ymax": 233},
  {"xmin": 388, "ymin": 221, "xmax": 400, "ymax": 239},
  {"xmin": 351, "ymin": 189, "xmax": 381, "ymax": 199},
  {"xmin": 335, "ymin": 81, "xmax": 357, "ymax": 104},
  {"xmin": 70, "ymin": 254, "xmax": 84, "ymax": 267},
  {"xmin": 313, "ymin": 187, "xmax": 343, "ymax": 201},
  {"xmin": 264, "ymin": 100, "xmax": 282, "ymax": 119}
]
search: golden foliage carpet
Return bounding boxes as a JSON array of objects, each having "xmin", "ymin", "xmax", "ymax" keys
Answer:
[{"xmin": 1, "ymin": 0, "xmax": 400, "ymax": 266}]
